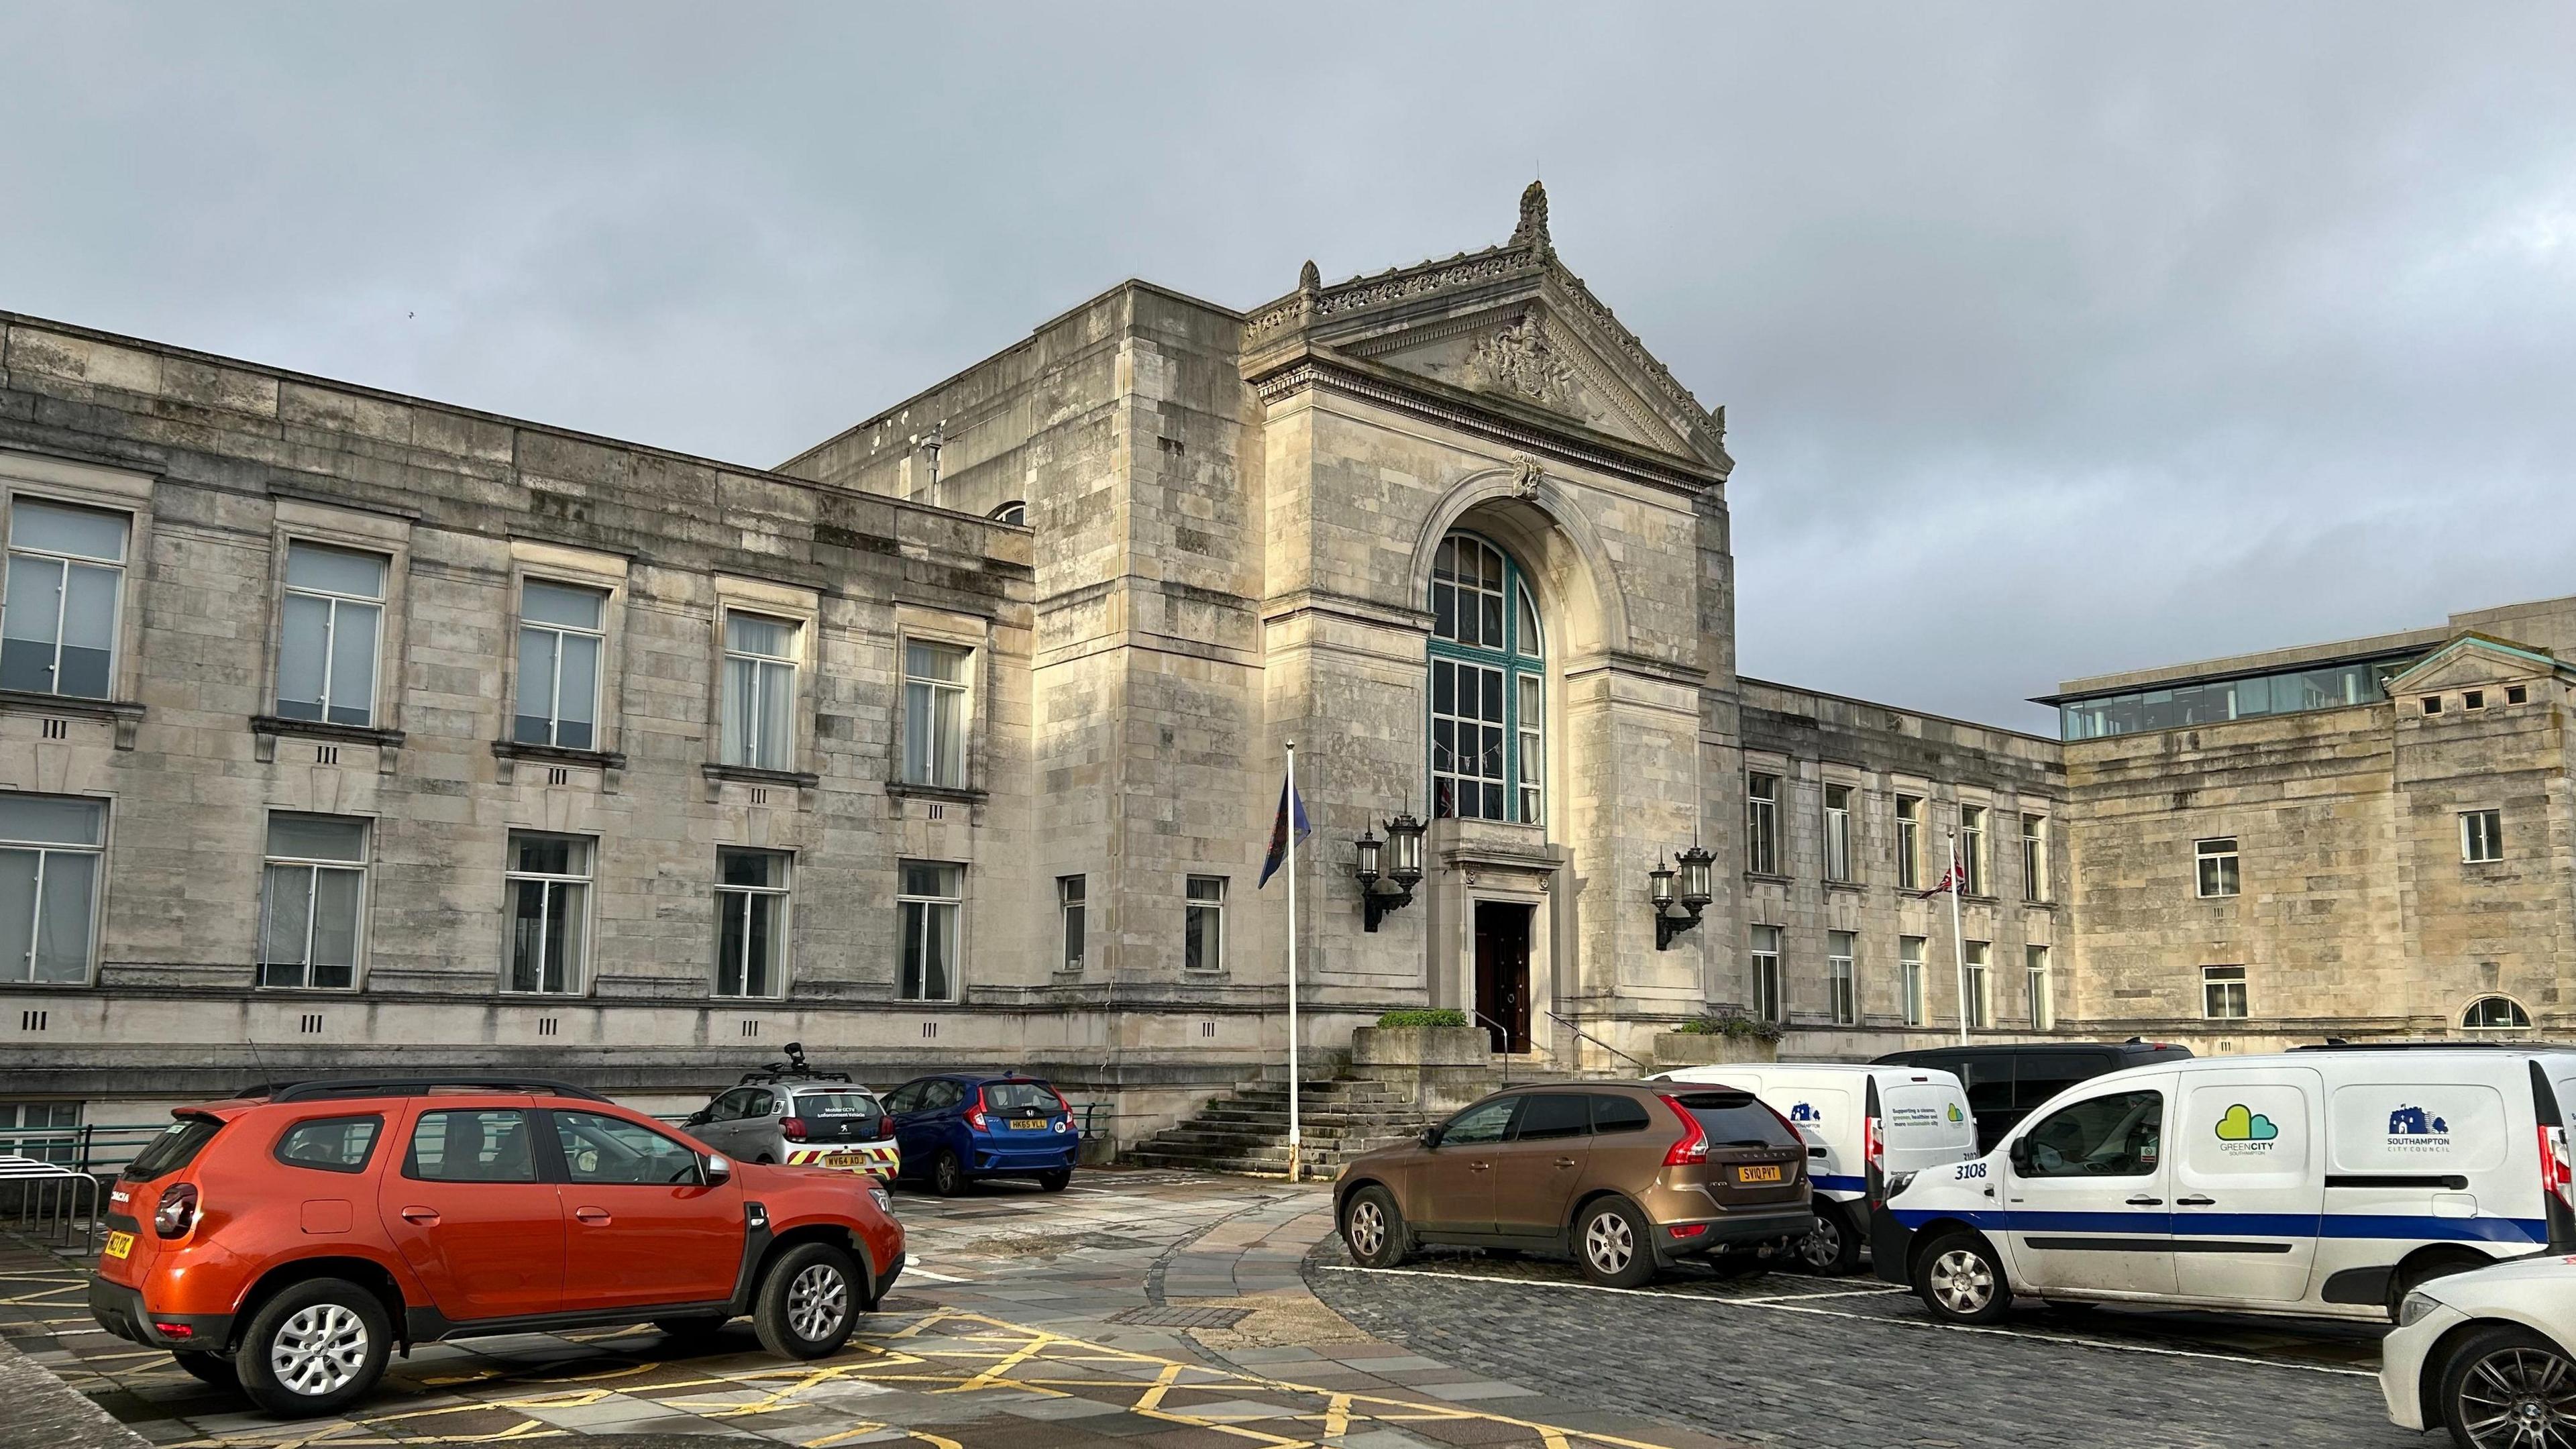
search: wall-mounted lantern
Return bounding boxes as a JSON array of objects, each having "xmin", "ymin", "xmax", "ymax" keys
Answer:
[
  {"xmin": 1355, "ymin": 812, "xmax": 1428, "ymax": 931},
  {"xmin": 1653, "ymin": 843, "xmax": 1715, "ymax": 950}
]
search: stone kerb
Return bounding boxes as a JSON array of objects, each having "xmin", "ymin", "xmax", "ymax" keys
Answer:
[
  {"xmin": 1651, "ymin": 1031, "xmax": 1779, "ymax": 1068},
  {"xmin": 1348, "ymin": 1025, "xmax": 1501, "ymax": 1112}
]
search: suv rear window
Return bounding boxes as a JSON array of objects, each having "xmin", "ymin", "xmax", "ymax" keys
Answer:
[
  {"xmin": 793, "ymin": 1091, "xmax": 882, "ymax": 1117},
  {"xmin": 122, "ymin": 1117, "xmax": 223, "ymax": 1181},
  {"xmin": 1674, "ymin": 1092, "xmax": 1799, "ymax": 1148},
  {"xmin": 274, "ymin": 1115, "xmax": 383, "ymax": 1173},
  {"xmin": 982, "ymin": 1081, "xmax": 1059, "ymax": 1112}
]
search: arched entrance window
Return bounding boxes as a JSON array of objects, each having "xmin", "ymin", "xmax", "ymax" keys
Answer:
[
  {"xmin": 1428, "ymin": 531, "xmax": 1543, "ymax": 824},
  {"xmin": 2463, "ymin": 995, "xmax": 2532, "ymax": 1030}
]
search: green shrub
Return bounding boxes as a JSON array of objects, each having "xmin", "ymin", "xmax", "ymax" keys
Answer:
[
  {"xmin": 1673, "ymin": 1012, "xmax": 1783, "ymax": 1043},
  {"xmin": 1375, "ymin": 1008, "xmax": 1470, "ymax": 1029}
]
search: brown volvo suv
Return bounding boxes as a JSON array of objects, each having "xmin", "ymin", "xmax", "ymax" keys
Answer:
[{"xmin": 1336, "ymin": 1082, "xmax": 1815, "ymax": 1287}]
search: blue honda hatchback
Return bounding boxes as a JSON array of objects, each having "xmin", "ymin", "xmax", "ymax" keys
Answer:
[{"xmin": 881, "ymin": 1073, "xmax": 1079, "ymax": 1195}]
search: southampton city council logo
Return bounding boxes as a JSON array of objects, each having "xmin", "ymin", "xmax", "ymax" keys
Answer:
[
  {"xmin": 1788, "ymin": 1103, "xmax": 1821, "ymax": 1124},
  {"xmin": 2214, "ymin": 1104, "xmax": 2280, "ymax": 1155},
  {"xmin": 2385, "ymin": 1105, "xmax": 2454, "ymax": 1155}
]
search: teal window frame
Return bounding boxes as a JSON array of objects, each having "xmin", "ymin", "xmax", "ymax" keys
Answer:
[{"xmin": 1427, "ymin": 531, "xmax": 1544, "ymax": 824}]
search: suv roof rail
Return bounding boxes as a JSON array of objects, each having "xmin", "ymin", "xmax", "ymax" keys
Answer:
[
  {"xmin": 735, "ymin": 1067, "xmax": 855, "ymax": 1085},
  {"xmin": 248, "ymin": 1077, "xmax": 612, "ymax": 1104}
]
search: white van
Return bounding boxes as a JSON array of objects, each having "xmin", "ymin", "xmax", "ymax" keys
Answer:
[
  {"xmin": 1876, "ymin": 1046, "xmax": 2576, "ymax": 1324},
  {"xmin": 1653, "ymin": 1062, "xmax": 1978, "ymax": 1274}
]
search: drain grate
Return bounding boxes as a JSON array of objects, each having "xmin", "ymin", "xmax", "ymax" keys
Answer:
[{"xmin": 1108, "ymin": 1304, "xmax": 1254, "ymax": 1330}]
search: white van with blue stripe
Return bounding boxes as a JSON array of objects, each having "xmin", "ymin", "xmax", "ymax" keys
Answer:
[
  {"xmin": 1653, "ymin": 1063, "xmax": 1977, "ymax": 1275},
  {"xmin": 1874, "ymin": 1046, "xmax": 2576, "ymax": 1324}
]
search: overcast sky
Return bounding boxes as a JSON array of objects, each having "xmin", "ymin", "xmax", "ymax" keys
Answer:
[{"xmin": 5, "ymin": 5, "xmax": 2572, "ymax": 732}]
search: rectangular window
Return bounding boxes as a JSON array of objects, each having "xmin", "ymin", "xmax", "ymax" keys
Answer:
[
  {"xmin": 2027, "ymin": 945, "xmax": 2054, "ymax": 1030},
  {"xmin": 901, "ymin": 641, "xmax": 972, "ymax": 787},
  {"xmin": 1185, "ymin": 875, "xmax": 1227, "ymax": 972},
  {"xmin": 1900, "ymin": 936, "xmax": 1927, "ymax": 1027},
  {"xmin": 1430, "ymin": 657, "xmax": 1507, "ymax": 820},
  {"xmin": 2021, "ymin": 814, "xmax": 2047, "ymax": 902},
  {"xmin": 1057, "ymin": 875, "xmax": 1086, "ymax": 973},
  {"xmin": 513, "ymin": 580, "xmax": 606, "ymax": 749},
  {"xmin": 275, "ymin": 541, "xmax": 388, "ymax": 727},
  {"xmin": 2422, "ymin": 696, "xmax": 2443, "ymax": 716},
  {"xmin": 2202, "ymin": 964, "xmax": 2248, "ymax": 1020},
  {"xmin": 898, "ymin": 861, "xmax": 961, "ymax": 1000},
  {"xmin": 260, "ymin": 813, "xmax": 368, "ymax": 989},
  {"xmin": 715, "ymin": 848, "xmax": 790, "ymax": 998},
  {"xmin": 1895, "ymin": 794, "xmax": 1923, "ymax": 891},
  {"xmin": 0, "ymin": 1101, "xmax": 81, "ymax": 1166},
  {"xmin": 720, "ymin": 612, "xmax": 798, "ymax": 771},
  {"xmin": 1827, "ymin": 930, "xmax": 1856, "ymax": 1026},
  {"xmin": 1750, "ymin": 923, "xmax": 1782, "ymax": 1022},
  {"xmin": 1964, "ymin": 941, "xmax": 1992, "ymax": 1029},
  {"xmin": 504, "ymin": 833, "xmax": 591, "ymax": 994},
  {"xmin": 0, "ymin": 793, "xmax": 105, "ymax": 985},
  {"xmin": 2465, "ymin": 690, "xmax": 2486, "ymax": 711},
  {"xmin": 2463, "ymin": 810, "xmax": 2504, "ymax": 863},
  {"xmin": 1959, "ymin": 804, "xmax": 1987, "ymax": 896},
  {"xmin": 1, "ymin": 498, "xmax": 127, "ymax": 699},
  {"xmin": 1746, "ymin": 772, "xmax": 1779, "ymax": 875},
  {"xmin": 2508, "ymin": 685, "xmax": 2530, "ymax": 705},
  {"xmin": 1823, "ymin": 785, "xmax": 1853, "ymax": 882},
  {"xmin": 1517, "ymin": 673, "xmax": 1544, "ymax": 826},
  {"xmin": 2196, "ymin": 837, "xmax": 2241, "ymax": 898}
]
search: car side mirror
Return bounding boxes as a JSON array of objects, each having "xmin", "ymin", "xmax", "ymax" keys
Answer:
[
  {"xmin": 686, "ymin": 1110, "xmax": 710, "ymax": 1126},
  {"xmin": 702, "ymin": 1153, "xmax": 733, "ymax": 1185},
  {"xmin": 1420, "ymin": 1126, "xmax": 1444, "ymax": 1149},
  {"xmin": 2006, "ymin": 1138, "xmax": 2033, "ymax": 1175}
]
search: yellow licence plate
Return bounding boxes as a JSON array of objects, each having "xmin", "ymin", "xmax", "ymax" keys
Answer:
[
  {"xmin": 102, "ymin": 1231, "xmax": 133, "ymax": 1260},
  {"xmin": 1007, "ymin": 1120, "xmax": 1047, "ymax": 1131},
  {"xmin": 1735, "ymin": 1164, "xmax": 1784, "ymax": 1184},
  {"xmin": 824, "ymin": 1152, "xmax": 863, "ymax": 1168}
]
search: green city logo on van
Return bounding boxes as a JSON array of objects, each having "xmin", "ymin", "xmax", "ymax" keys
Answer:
[
  {"xmin": 2215, "ymin": 1104, "xmax": 2279, "ymax": 1142},
  {"xmin": 1945, "ymin": 1103, "xmax": 1964, "ymax": 1124}
]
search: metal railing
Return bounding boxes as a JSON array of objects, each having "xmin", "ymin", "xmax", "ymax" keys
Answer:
[
  {"xmin": 1544, "ymin": 1010, "xmax": 1650, "ymax": 1075},
  {"xmin": 1, "ymin": 1156, "xmax": 103, "ymax": 1252},
  {"xmin": 1469, "ymin": 1011, "xmax": 1517, "ymax": 1083}
]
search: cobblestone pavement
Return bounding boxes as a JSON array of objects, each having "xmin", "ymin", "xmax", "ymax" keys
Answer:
[
  {"xmin": 0, "ymin": 1171, "xmax": 1740, "ymax": 1449},
  {"xmin": 1303, "ymin": 1245, "xmax": 2414, "ymax": 1449}
]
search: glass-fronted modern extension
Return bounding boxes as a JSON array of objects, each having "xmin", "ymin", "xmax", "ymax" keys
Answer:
[{"xmin": 2049, "ymin": 652, "xmax": 2418, "ymax": 741}]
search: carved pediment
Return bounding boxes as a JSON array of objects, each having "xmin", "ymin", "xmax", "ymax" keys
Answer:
[
  {"xmin": 2386, "ymin": 633, "xmax": 2565, "ymax": 694},
  {"xmin": 1344, "ymin": 304, "xmax": 1682, "ymax": 451}
]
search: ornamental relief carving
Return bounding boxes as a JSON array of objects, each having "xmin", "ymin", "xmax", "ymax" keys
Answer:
[{"xmin": 1465, "ymin": 309, "xmax": 1578, "ymax": 411}]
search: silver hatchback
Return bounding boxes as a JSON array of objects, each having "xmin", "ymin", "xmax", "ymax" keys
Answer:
[{"xmin": 687, "ymin": 1079, "xmax": 902, "ymax": 1181}]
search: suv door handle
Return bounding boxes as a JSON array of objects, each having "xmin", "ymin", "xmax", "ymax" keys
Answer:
[
  {"xmin": 574, "ymin": 1207, "xmax": 611, "ymax": 1225},
  {"xmin": 1554, "ymin": 1157, "xmax": 1577, "ymax": 1169},
  {"xmin": 2175, "ymin": 1195, "xmax": 2216, "ymax": 1207},
  {"xmin": 1468, "ymin": 1161, "xmax": 1491, "ymax": 1172},
  {"xmin": 399, "ymin": 1206, "xmax": 440, "ymax": 1225},
  {"xmin": 2125, "ymin": 1196, "xmax": 2163, "ymax": 1206}
]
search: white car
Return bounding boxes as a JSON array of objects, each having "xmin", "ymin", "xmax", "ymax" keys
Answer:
[{"xmin": 2381, "ymin": 1252, "xmax": 2576, "ymax": 1448}]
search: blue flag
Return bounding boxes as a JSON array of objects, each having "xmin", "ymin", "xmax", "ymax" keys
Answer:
[{"xmin": 1258, "ymin": 772, "xmax": 1311, "ymax": 889}]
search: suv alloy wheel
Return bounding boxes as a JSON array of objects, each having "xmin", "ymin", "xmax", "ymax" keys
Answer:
[
  {"xmin": 1574, "ymin": 1197, "xmax": 1656, "ymax": 1289},
  {"xmin": 234, "ymin": 1278, "xmax": 393, "ymax": 1418},
  {"xmin": 755, "ymin": 1242, "xmax": 863, "ymax": 1358},
  {"xmin": 1341, "ymin": 1185, "xmax": 1411, "ymax": 1269},
  {"xmin": 1915, "ymin": 1229, "xmax": 2012, "ymax": 1324}
]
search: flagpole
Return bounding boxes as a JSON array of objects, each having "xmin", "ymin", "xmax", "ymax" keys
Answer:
[
  {"xmin": 1947, "ymin": 828, "xmax": 1969, "ymax": 1048},
  {"xmin": 1285, "ymin": 741, "xmax": 1301, "ymax": 1183}
]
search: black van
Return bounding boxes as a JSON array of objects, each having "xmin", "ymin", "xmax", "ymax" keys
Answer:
[{"xmin": 1868, "ymin": 1040, "xmax": 2193, "ymax": 1153}]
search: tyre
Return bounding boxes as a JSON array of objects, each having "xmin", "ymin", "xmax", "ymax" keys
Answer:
[
  {"xmin": 1036, "ymin": 1168, "xmax": 1072, "ymax": 1193},
  {"xmin": 2392, "ymin": 1252, "xmax": 2487, "ymax": 1321},
  {"xmin": 754, "ymin": 1242, "xmax": 863, "ymax": 1360},
  {"xmin": 1340, "ymin": 1185, "xmax": 1411, "ymax": 1269},
  {"xmin": 172, "ymin": 1350, "xmax": 237, "ymax": 1389},
  {"xmin": 1913, "ymin": 1229, "xmax": 2010, "ymax": 1325},
  {"xmin": 1796, "ymin": 1201, "xmax": 1864, "ymax": 1277},
  {"xmin": 653, "ymin": 1316, "xmax": 731, "ymax": 1344},
  {"xmin": 2438, "ymin": 1323, "xmax": 2576, "ymax": 1449},
  {"xmin": 232, "ymin": 1277, "xmax": 391, "ymax": 1419},
  {"xmin": 932, "ymin": 1149, "xmax": 967, "ymax": 1197},
  {"xmin": 1573, "ymin": 1197, "xmax": 1656, "ymax": 1289}
]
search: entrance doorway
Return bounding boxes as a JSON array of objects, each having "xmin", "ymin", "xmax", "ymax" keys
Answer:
[{"xmin": 1473, "ymin": 902, "xmax": 1534, "ymax": 1054}]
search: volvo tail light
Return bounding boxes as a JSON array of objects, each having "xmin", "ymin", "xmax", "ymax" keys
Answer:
[
  {"xmin": 1656, "ymin": 1094, "xmax": 1709, "ymax": 1167},
  {"xmin": 780, "ymin": 1117, "xmax": 808, "ymax": 1142},
  {"xmin": 967, "ymin": 1090, "xmax": 991, "ymax": 1132},
  {"xmin": 153, "ymin": 1183, "xmax": 199, "ymax": 1238}
]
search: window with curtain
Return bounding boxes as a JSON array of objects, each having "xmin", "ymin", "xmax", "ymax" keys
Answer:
[
  {"xmin": 715, "ymin": 848, "xmax": 789, "ymax": 997},
  {"xmin": 720, "ymin": 612, "xmax": 797, "ymax": 770},
  {"xmin": 898, "ymin": 861, "xmax": 961, "ymax": 1001},
  {"xmin": 504, "ymin": 833, "xmax": 591, "ymax": 994},
  {"xmin": 1, "ymin": 497, "xmax": 128, "ymax": 699},
  {"xmin": 902, "ymin": 641, "xmax": 971, "ymax": 787},
  {"xmin": 0, "ymin": 792, "xmax": 105, "ymax": 985},
  {"xmin": 276, "ymin": 542, "xmax": 387, "ymax": 727},
  {"xmin": 260, "ymin": 813, "xmax": 368, "ymax": 989},
  {"xmin": 1428, "ymin": 533, "xmax": 1544, "ymax": 825},
  {"xmin": 515, "ymin": 581, "xmax": 606, "ymax": 749}
]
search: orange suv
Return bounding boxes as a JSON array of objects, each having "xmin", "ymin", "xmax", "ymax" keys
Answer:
[{"xmin": 88, "ymin": 1077, "xmax": 905, "ymax": 1418}]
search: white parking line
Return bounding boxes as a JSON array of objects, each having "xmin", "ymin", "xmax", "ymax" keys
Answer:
[
  {"xmin": 898, "ymin": 1264, "xmax": 977, "ymax": 1283},
  {"xmin": 1318, "ymin": 1266, "xmax": 2377, "ymax": 1379},
  {"xmin": 1733, "ymin": 1285, "xmax": 1912, "ymax": 1303}
]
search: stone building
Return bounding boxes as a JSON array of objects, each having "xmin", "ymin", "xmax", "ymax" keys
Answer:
[
  {"xmin": 2047, "ymin": 592, "xmax": 2576, "ymax": 1053},
  {"xmin": 0, "ymin": 184, "xmax": 2072, "ymax": 1156}
]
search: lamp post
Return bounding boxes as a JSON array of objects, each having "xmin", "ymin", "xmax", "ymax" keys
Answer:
[
  {"xmin": 1358, "ymin": 812, "xmax": 1426, "ymax": 931},
  {"xmin": 1654, "ymin": 843, "xmax": 1715, "ymax": 951}
]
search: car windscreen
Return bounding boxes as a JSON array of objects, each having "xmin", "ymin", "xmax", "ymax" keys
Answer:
[
  {"xmin": 794, "ymin": 1091, "xmax": 882, "ymax": 1117},
  {"xmin": 982, "ymin": 1081, "xmax": 1059, "ymax": 1113},
  {"xmin": 1674, "ymin": 1093, "xmax": 1798, "ymax": 1148},
  {"xmin": 121, "ymin": 1116, "xmax": 224, "ymax": 1181}
]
